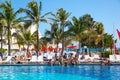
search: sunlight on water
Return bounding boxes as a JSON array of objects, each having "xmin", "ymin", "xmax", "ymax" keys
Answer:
[{"xmin": 0, "ymin": 65, "xmax": 119, "ymax": 80}]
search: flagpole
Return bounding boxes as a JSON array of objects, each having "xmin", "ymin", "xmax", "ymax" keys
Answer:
[
  {"xmin": 113, "ymin": 24, "xmax": 116, "ymax": 55},
  {"xmin": 113, "ymin": 24, "xmax": 115, "ymax": 55}
]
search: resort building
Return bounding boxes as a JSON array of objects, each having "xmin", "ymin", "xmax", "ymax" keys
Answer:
[{"xmin": 0, "ymin": 25, "xmax": 42, "ymax": 51}]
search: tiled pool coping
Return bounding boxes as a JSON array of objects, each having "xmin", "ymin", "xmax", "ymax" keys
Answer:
[{"xmin": 0, "ymin": 62, "xmax": 120, "ymax": 66}]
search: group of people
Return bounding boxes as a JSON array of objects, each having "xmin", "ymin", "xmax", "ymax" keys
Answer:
[
  {"xmin": 47, "ymin": 52, "xmax": 79, "ymax": 66},
  {"xmin": 46, "ymin": 50, "xmax": 111, "ymax": 66},
  {"xmin": 0, "ymin": 49, "xmax": 111, "ymax": 66},
  {"xmin": 0, "ymin": 49, "xmax": 33, "ymax": 64}
]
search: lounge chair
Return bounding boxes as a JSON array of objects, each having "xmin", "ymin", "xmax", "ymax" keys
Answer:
[
  {"xmin": 109, "ymin": 55, "xmax": 116, "ymax": 62},
  {"xmin": 30, "ymin": 55, "xmax": 37, "ymax": 62},
  {"xmin": 47, "ymin": 53, "xmax": 53, "ymax": 60},
  {"xmin": 2, "ymin": 56, "xmax": 13, "ymax": 63},
  {"xmin": 37, "ymin": 55, "xmax": 43, "ymax": 63},
  {"xmin": 93, "ymin": 54, "xmax": 101, "ymax": 62},
  {"xmin": 78, "ymin": 55, "xmax": 85, "ymax": 62},
  {"xmin": 115, "ymin": 55, "xmax": 120, "ymax": 62},
  {"xmin": 84, "ymin": 55, "xmax": 93, "ymax": 62}
]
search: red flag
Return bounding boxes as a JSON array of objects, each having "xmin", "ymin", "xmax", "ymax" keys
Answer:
[{"xmin": 116, "ymin": 29, "xmax": 120, "ymax": 39}]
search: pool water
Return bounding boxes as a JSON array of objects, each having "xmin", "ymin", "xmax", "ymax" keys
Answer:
[{"xmin": 0, "ymin": 65, "xmax": 120, "ymax": 80}]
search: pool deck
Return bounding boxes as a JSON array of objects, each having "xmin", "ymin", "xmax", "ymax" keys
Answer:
[{"xmin": 0, "ymin": 62, "xmax": 120, "ymax": 66}]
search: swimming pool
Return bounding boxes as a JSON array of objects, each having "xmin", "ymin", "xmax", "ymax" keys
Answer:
[{"xmin": 0, "ymin": 64, "xmax": 120, "ymax": 80}]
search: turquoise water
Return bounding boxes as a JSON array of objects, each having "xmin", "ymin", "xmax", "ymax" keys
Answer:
[{"xmin": 0, "ymin": 65, "xmax": 120, "ymax": 80}]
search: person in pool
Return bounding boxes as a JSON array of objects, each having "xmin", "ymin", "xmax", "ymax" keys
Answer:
[{"xmin": 101, "ymin": 57, "xmax": 111, "ymax": 65}]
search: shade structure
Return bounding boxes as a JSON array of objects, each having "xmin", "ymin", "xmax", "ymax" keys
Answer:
[
  {"xmin": 58, "ymin": 48, "xmax": 62, "ymax": 51},
  {"xmin": 49, "ymin": 47, "xmax": 62, "ymax": 51},
  {"xmin": 41, "ymin": 46, "xmax": 47, "ymax": 51},
  {"xmin": 52, "ymin": 48, "xmax": 57, "ymax": 51},
  {"xmin": 47, "ymin": 46, "xmax": 54, "ymax": 51},
  {"xmin": 67, "ymin": 45, "xmax": 77, "ymax": 49}
]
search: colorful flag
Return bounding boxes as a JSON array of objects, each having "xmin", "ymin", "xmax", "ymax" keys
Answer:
[{"xmin": 116, "ymin": 29, "xmax": 120, "ymax": 39}]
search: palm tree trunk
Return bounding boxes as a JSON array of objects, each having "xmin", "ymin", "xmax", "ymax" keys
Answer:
[
  {"xmin": 27, "ymin": 44, "xmax": 30, "ymax": 54},
  {"xmin": 61, "ymin": 24, "xmax": 64, "ymax": 55},
  {"xmin": 61, "ymin": 40, "xmax": 64, "ymax": 55},
  {"xmin": 78, "ymin": 40, "xmax": 81, "ymax": 52},
  {"xmin": 36, "ymin": 23, "xmax": 39, "ymax": 57},
  {"xmin": 102, "ymin": 38, "xmax": 104, "ymax": 57},
  {"xmin": 8, "ymin": 25, "xmax": 11, "ymax": 56},
  {"xmin": 18, "ymin": 45, "xmax": 21, "ymax": 53},
  {"xmin": 56, "ymin": 43, "xmax": 59, "ymax": 53}
]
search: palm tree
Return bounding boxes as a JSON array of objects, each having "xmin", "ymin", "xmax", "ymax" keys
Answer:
[
  {"xmin": 52, "ymin": 8, "xmax": 71, "ymax": 54},
  {"xmin": 14, "ymin": 20, "xmax": 33, "ymax": 52},
  {"xmin": 81, "ymin": 15, "xmax": 95, "ymax": 44},
  {"xmin": 15, "ymin": 33, "xmax": 25, "ymax": 52},
  {"xmin": 68, "ymin": 16, "xmax": 85, "ymax": 52},
  {"xmin": 81, "ymin": 14, "xmax": 95, "ymax": 30},
  {"xmin": 20, "ymin": 1, "xmax": 51, "ymax": 56},
  {"xmin": 94, "ymin": 22, "xmax": 104, "ymax": 48},
  {"xmin": 0, "ymin": 0, "xmax": 22, "ymax": 55},
  {"xmin": 76, "ymin": 14, "xmax": 96, "ymax": 54},
  {"xmin": 16, "ymin": 27, "xmax": 36, "ymax": 54},
  {"xmin": 45, "ymin": 22, "xmax": 70, "ymax": 52},
  {"xmin": 100, "ymin": 33, "xmax": 113, "ymax": 49},
  {"xmin": 0, "ymin": 22, "xmax": 6, "ymax": 52}
]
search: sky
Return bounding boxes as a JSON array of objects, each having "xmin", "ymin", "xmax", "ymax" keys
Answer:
[{"xmin": 1, "ymin": 0, "xmax": 120, "ymax": 47}]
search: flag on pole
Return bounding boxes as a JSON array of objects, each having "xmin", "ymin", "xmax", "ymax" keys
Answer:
[{"xmin": 116, "ymin": 29, "xmax": 120, "ymax": 39}]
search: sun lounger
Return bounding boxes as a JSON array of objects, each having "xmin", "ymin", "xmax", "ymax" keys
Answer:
[
  {"xmin": 2, "ymin": 56, "xmax": 13, "ymax": 63},
  {"xmin": 115, "ymin": 55, "xmax": 120, "ymax": 62},
  {"xmin": 37, "ymin": 55, "xmax": 43, "ymax": 63},
  {"xmin": 93, "ymin": 54, "xmax": 101, "ymax": 62},
  {"xmin": 30, "ymin": 55, "xmax": 37, "ymax": 62},
  {"xmin": 84, "ymin": 55, "xmax": 93, "ymax": 62},
  {"xmin": 78, "ymin": 55, "xmax": 82, "ymax": 60},
  {"xmin": 78, "ymin": 55, "xmax": 85, "ymax": 62},
  {"xmin": 109, "ymin": 55, "xmax": 116, "ymax": 62},
  {"xmin": 47, "ymin": 54, "xmax": 53, "ymax": 60},
  {"xmin": 94, "ymin": 54, "xmax": 100, "ymax": 59}
]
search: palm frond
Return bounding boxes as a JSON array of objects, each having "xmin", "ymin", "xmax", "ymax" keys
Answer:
[
  {"xmin": 0, "ymin": 12, "xmax": 5, "ymax": 18},
  {"xmin": 39, "ymin": 1, "xmax": 42, "ymax": 16},
  {"xmin": 41, "ymin": 12, "xmax": 52, "ymax": 18},
  {"xmin": 40, "ymin": 18, "xmax": 48, "ymax": 22},
  {"xmin": 28, "ymin": 1, "xmax": 38, "ymax": 17},
  {"xmin": 19, "ymin": 8, "xmax": 35, "ymax": 20}
]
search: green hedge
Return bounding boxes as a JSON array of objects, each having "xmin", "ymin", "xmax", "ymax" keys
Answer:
[
  {"xmin": 0, "ymin": 48, "xmax": 7, "ymax": 53},
  {"xmin": 102, "ymin": 50, "xmax": 111, "ymax": 58}
]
